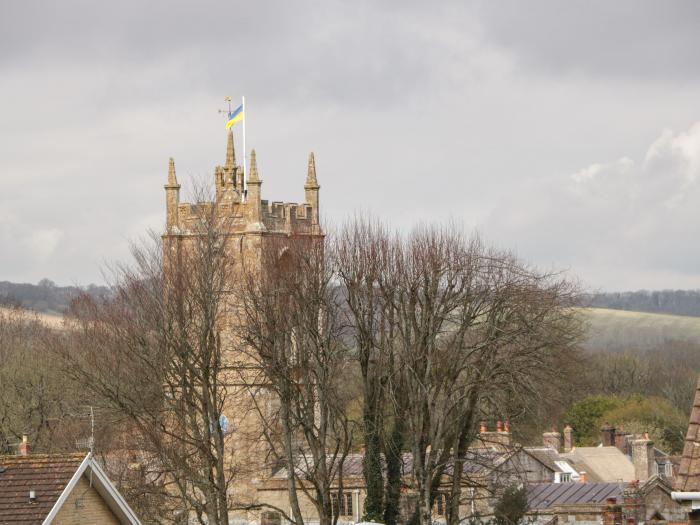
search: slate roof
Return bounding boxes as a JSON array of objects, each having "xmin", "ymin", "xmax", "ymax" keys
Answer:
[
  {"xmin": 0, "ymin": 453, "xmax": 86, "ymax": 524},
  {"xmin": 528, "ymin": 482, "xmax": 624, "ymax": 509},
  {"xmin": 676, "ymin": 375, "xmax": 700, "ymax": 491},
  {"xmin": 272, "ymin": 450, "xmax": 509, "ymax": 479},
  {"xmin": 560, "ymin": 447, "xmax": 635, "ymax": 482}
]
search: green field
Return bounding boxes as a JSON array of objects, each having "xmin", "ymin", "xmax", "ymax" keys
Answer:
[{"xmin": 581, "ymin": 307, "xmax": 700, "ymax": 351}]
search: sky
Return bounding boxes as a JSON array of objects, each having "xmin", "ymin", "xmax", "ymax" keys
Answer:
[{"xmin": 1, "ymin": 0, "xmax": 700, "ymax": 291}]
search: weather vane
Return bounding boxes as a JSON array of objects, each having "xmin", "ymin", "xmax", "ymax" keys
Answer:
[{"xmin": 218, "ymin": 96, "xmax": 234, "ymax": 119}]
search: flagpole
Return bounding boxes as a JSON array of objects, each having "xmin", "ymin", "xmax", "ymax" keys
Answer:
[{"xmin": 242, "ymin": 95, "xmax": 247, "ymax": 200}]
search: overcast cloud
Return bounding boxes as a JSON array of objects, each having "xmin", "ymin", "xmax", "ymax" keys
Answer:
[{"xmin": 1, "ymin": 0, "xmax": 700, "ymax": 290}]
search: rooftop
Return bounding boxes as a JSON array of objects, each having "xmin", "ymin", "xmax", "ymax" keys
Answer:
[
  {"xmin": 561, "ymin": 446, "xmax": 636, "ymax": 483},
  {"xmin": 528, "ymin": 482, "xmax": 624, "ymax": 509},
  {"xmin": 676, "ymin": 375, "xmax": 700, "ymax": 491},
  {"xmin": 0, "ymin": 453, "xmax": 86, "ymax": 524}
]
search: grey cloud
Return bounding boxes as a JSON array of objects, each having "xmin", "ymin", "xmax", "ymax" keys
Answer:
[
  {"xmin": 1, "ymin": 1, "xmax": 700, "ymax": 289},
  {"xmin": 471, "ymin": 0, "xmax": 700, "ymax": 79}
]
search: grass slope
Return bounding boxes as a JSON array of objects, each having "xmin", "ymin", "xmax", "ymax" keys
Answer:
[
  {"xmin": 581, "ymin": 307, "xmax": 700, "ymax": 351},
  {"xmin": 0, "ymin": 306, "xmax": 65, "ymax": 329}
]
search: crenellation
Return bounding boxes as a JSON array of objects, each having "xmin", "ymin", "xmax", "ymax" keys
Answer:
[{"xmin": 165, "ymin": 134, "xmax": 321, "ymax": 239}]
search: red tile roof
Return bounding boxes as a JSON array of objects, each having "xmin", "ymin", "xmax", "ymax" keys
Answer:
[
  {"xmin": 676, "ymin": 375, "xmax": 700, "ymax": 491},
  {"xmin": 0, "ymin": 453, "xmax": 86, "ymax": 524}
]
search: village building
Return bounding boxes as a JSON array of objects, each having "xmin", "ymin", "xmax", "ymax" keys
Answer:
[
  {"xmin": 0, "ymin": 435, "xmax": 141, "ymax": 524},
  {"xmin": 251, "ymin": 420, "xmax": 686, "ymax": 525},
  {"xmin": 672, "ymin": 376, "xmax": 700, "ymax": 524}
]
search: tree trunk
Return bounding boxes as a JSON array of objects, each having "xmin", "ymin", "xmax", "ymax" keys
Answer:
[
  {"xmin": 383, "ymin": 416, "xmax": 404, "ymax": 525},
  {"xmin": 362, "ymin": 385, "xmax": 384, "ymax": 522}
]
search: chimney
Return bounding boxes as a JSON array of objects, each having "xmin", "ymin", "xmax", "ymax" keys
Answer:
[
  {"xmin": 479, "ymin": 421, "xmax": 512, "ymax": 447},
  {"xmin": 563, "ymin": 424, "xmax": 574, "ymax": 452},
  {"xmin": 580, "ymin": 471, "xmax": 587, "ymax": 483},
  {"xmin": 615, "ymin": 425, "xmax": 630, "ymax": 455},
  {"xmin": 18, "ymin": 434, "xmax": 30, "ymax": 456},
  {"xmin": 623, "ymin": 480, "xmax": 642, "ymax": 523},
  {"xmin": 543, "ymin": 427, "xmax": 562, "ymax": 452},
  {"xmin": 603, "ymin": 498, "xmax": 622, "ymax": 525},
  {"xmin": 601, "ymin": 423, "xmax": 616, "ymax": 447},
  {"xmin": 632, "ymin": 434, "xmax": 655, "ymax": 482}
]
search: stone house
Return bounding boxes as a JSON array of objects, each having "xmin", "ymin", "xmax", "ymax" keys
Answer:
[{"xmin": 0, "ymin": 436, "xmax": 141, "ymax": 524}]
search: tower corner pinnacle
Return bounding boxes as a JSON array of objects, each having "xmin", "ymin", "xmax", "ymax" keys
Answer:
[{"xmin": 305, "ymin": 152, "xmax": 319, "ymax": 189}]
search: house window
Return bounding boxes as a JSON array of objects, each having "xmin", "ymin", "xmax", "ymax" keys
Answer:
[
  {"xmin": 332, "ymin": 492, "xmax": 353, "ymax": 518},
  {"xmin": 655, "ymin": 461, "xmax": 672, "ymax": 477},
  {"xmin": 560, "ymin": 473, "xmax": 571, "ymax": 483},
  {"xmin": 434, "ymin": 493, "xmax": 448, "ymax": 517}
]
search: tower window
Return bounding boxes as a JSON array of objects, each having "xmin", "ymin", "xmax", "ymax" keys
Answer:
[
  {"xmin": 434, "ymin": 493, "xmax": 448, "ymax": 516},
  {"xmin": 331, "ymin": 492, "xmax": 353, "ymax": 518}
]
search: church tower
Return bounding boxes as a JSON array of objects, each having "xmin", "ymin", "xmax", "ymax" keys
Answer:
[{"xmin": 162, "ymin": 131, "xmax": 322, "ymax": 520}]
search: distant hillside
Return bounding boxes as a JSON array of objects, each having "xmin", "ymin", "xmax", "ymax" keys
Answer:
[
  {"xmin": 0, "ymin": 279, "xmax": 110, "ymax": 314},
  {"xmin": 0, "ymin": 306, "xmax": 64, "ymax": 329},
  {"xmin": 581, "ymin": 307, "xmax": 700, "ymax": 351},
  {"xmin": 586, "ymin": 290, "xmax": 700, "ymax": 317}
]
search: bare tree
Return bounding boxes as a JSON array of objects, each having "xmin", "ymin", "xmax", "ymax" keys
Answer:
[
  {"xmin": 55, "ymin": 189, "xmax": 238, "ymax": 525},
  {"xmin": 0, "ymin": 306, "xmax": 83, "ymax": 453},
  {"xmin": 334, "ymin": 219, "xmax": 402, "ymax": 524},
  {"xmin": 336, "ymin": 220, "xmax": 582, "ymax": 525},
  {"xmin": 235, "ymin": 233, "xmax": 355, "ymax": 525}
]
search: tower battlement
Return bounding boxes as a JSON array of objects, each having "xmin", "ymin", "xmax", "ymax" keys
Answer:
[{"xmin": 164, "ymin": 130, "xmax": 321, "ymax": 237}]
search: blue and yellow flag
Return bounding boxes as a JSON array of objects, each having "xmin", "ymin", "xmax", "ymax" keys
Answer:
[{"xmin": 226, "ymin": 104, "xmax": 244, "ymax": 129}]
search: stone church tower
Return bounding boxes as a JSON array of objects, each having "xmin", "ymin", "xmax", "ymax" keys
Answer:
[{"xmin": 162, "ymin": 129, "xmax": 321, "ymax": 520}]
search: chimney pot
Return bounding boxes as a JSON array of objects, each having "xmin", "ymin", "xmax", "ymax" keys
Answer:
[
  {"xmin": 480, "ymin": 421, "xmax": 487, "ymax": 433},
  {"xmin": 18, "ymin": 434, "xmax": 30, "ymax": 456},
  {"xmin": 496, "ymin": 420, "xmax": 503, "ymax": 432}
]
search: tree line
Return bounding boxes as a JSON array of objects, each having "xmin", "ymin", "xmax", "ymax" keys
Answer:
[
  {"xmin": 587, "ymin": 289, "xmax": 700, "ymax": 317},
  {"xmin": 0, "ymin": 279, "xmax": 110, "ymax": 313}
]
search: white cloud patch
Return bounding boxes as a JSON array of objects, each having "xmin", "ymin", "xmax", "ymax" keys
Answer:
[
  {"xmin": 486, "ymin": 122, "xmax": 700, "ymax": 290},
  {"xmin": 23, "ymin": 228, "xmax": 64, "ymax": 261}
]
